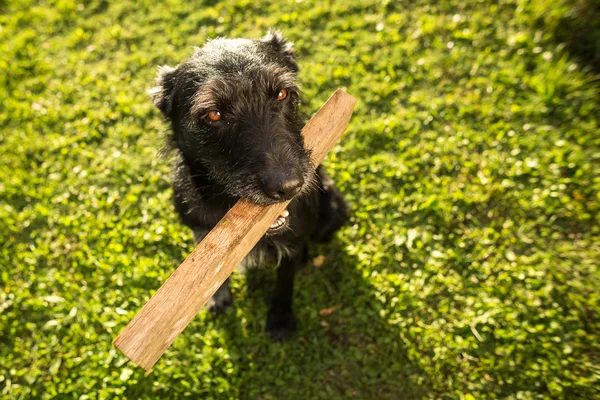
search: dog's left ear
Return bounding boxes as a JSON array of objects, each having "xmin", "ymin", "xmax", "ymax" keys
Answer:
[
  {"xmin": 261, "ymin": 30, "xmax": 299, "ymax": 73},
  {"xmin": 149, "ymin": 65, "xmax": 177, "ymax": 117}
]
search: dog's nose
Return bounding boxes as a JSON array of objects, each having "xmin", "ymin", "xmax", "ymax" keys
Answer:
[{"xmin": 261, "ymin": 170, "xmax": 304, "ymax": 201}]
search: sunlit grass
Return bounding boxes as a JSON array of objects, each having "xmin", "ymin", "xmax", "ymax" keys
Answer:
[{"xmin": 1, "ymin": 0, "xmax": 599, "ymax": 398}]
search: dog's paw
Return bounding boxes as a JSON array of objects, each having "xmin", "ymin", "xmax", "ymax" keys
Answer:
[
  {"xmin": 265, "ymin": 308, "xmax": 297, "ymax": 341},
  {"xmin": 207, "ymin": 285, "xmax": 233, "ymax": 315}
]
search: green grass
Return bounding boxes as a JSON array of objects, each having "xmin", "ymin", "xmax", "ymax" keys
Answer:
[{"xmin": 1, "ymin": 0, "xmax": 599, "ymax": 398}]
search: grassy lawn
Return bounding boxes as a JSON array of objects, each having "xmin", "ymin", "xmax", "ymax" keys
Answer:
[{"xmin": 1, "ymin": 0, "xmax": 599, "ymax": 398}]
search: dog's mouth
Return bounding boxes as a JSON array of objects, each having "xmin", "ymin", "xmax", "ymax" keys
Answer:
[{"xmin": 268, "ymin": 208, "xmax": 289, "ymax": 232}]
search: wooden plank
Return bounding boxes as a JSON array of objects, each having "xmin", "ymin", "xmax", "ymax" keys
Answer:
[{"xmin": 113, "ymin": 89, "xmax": 357, "ymax": 371}]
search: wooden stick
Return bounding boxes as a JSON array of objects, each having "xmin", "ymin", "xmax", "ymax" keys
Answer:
[{"xmin": 113, "ymin": 89, "xmax": 357, "ymax": 371}]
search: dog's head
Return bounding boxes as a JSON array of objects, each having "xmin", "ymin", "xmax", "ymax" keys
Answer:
[{"xmin": 151, "ymin": 31, "xmax": 314, "ymax": 205}]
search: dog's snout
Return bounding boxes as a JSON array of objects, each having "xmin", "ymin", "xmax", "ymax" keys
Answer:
[{"xmin": 261, "ymin": 169, "xmax": 304, "ymax": 201}]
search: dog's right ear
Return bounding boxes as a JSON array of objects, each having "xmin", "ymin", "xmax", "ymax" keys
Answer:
[{"xmin": 149, "ymin": 65, "xmax": 177, "ymax": 117}]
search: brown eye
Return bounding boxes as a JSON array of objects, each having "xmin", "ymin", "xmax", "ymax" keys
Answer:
[
  {"xmin": 207, "ymin": 110, "xmax": 221, "ymax": 122},
  {"xmin": 277, "ymin": 89, "xmax": 288, "ymax": 101}
]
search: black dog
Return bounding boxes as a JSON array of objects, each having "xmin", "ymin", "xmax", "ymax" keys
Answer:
[{"xmin": 150, "ymin": 31, "xmax": 348, "ymax": 340}]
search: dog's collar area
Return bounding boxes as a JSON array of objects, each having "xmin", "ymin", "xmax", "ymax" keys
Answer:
[{"xmin": 268, "ymin": 209, "xmax": 289, "ymax": 232}]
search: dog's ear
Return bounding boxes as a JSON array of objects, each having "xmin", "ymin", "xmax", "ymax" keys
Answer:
[
  {"xmin": 149, "ymin": 65, "xmax": 177, "ymax": 117},
  {"xmin": 261, "ymin": 30, "xmax": 298, "ymax": 73}
]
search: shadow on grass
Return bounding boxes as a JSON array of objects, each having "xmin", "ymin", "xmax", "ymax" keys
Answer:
[
  {"xmin": 541, "ymin": 0, "xmax": 600, "ymax": 74},
  {"xmin": 121, "ymin": 236, "xmax": 431, "ymax": 399},
  {"xmin": 209, "ymin": 237, "xmax": 429, "ymax": 399}
]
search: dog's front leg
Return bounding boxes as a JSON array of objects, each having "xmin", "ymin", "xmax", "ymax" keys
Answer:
[
  {"xmin": 265, "ymin": 245, "xmax": 306, "ymax": 341},
  {"xmin": 206, "ymin": 277, "xmax": 233, "ymax": 314}
]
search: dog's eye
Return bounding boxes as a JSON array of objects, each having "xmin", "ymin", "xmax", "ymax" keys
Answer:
[
  {"xmin": 277, "ymin": 89, "xmax": 288, "ymax": 101},
  {"xmin": 207, "ymin": 110, "xmax": 221, "ymax": 122}
]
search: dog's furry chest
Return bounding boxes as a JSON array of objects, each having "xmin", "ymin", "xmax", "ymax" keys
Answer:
[
  {"xmin": 190, "ymin": 202, "xmax": 309, "ymax": 270},
  {"xmin": 192, "ymin": 227, "xmax": 296, "ymax": 270}
]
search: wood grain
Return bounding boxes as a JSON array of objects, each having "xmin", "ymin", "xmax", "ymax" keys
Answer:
[{"xmin": 113, "ymin": 89, "xmax": 357, "ymax": 371}]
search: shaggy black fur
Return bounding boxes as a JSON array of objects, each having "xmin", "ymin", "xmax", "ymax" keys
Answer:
[{"xmin": 151, "ymin": 31, "xmax": 348, "ymax": 340}]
